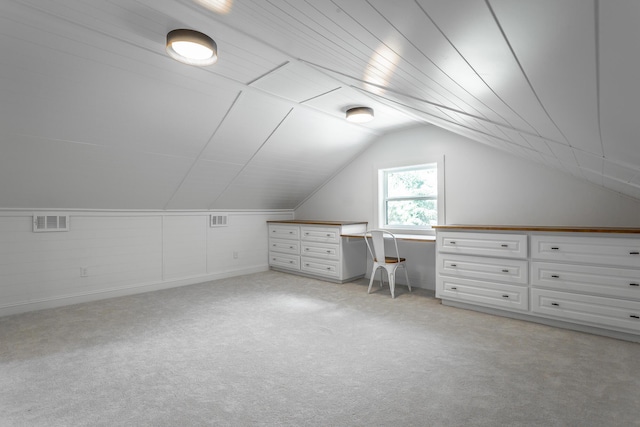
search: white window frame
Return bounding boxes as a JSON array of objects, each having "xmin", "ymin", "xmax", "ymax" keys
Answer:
[{"xmin": 374, "ymin": 156, "xmax": 445, "ymax": 235}]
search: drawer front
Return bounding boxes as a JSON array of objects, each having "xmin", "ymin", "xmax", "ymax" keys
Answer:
[
  {"xmin": 438, "ymin": 232, "xmax": 527, "ymax": 259},
  {"xmin": 439, "ymin": 254, "xmax": 528, "ymax": 285},
  {"xmin": 269, "ymin": 252, "xmax": 300, "ymax": 270},
  {"xmin": 437, "ymin": 276, "xmax": 528, "ymax": 312},
  {"xmin": 531, "ymin": 235, "xmax": 640, "ymax": 267},
  {"xmin": 531, "ymin": 262, "xmax": 640, "ymax": 300},
  {"xmin": 269, "ymin": 224, "xmax": 300, "ymax": 240},
  {"xmin": 301, "ymin": 242, "xmax": 340, "ymax": 261},
  {"xmin": 531, "ymin": 288, "xmax": 640, "ymax": 333},
  {"xmin": 301, "ymin": 257, "xmax": 340, "ymax": 278},
  {"xmin": 269, "ymin": 238, "xmax": 300, "ymax": 255},
  {"xmin": 301, "ymin": 226, "xmax": 340, "ymax": 244}
]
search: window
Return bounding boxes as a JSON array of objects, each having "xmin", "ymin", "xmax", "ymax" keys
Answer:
[{"xmin": 378, "ymin": 162, "xmax": 441, "ymax": 231}]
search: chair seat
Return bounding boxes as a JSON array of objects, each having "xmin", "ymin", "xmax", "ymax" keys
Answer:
[{"xmin": 374, "ymin": 257, "xmax": 406, "ymax": 263}]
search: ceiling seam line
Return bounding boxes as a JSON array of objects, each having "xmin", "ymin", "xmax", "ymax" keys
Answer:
[
  {"xmin": 246, "ymin": 61, "xmax": 290, "ymax": 86},
  {"xmin": 162, "ymin": 91, "xmax": 244, "ymax": 210},
  {"xmin": 363, "ymin": 92, "xmax": 565, "ymax": 161},
  {"xmin": 276, "ymin": 0, "xmax": 444, "ymax": 101},
  {"xmin": 301, "ymin": 60, "xmax": 507, "ymax": 125},
  {"xmin": 325, "ymin": 0, "xmax": 502, "ymax": 127},
  {"xmin": 369, "ymin": 94, "xmax": 541, "ymax": 153},
  {"xmin": 208, "ymin": 108, "xmax": 295, "ymax": 209},
  {"xmin": 299, "ymin": 86, "xmax": 342, "ymax": 104},
  {"xmin": 415, "ymin": 0, "xmax": 541, "ymax": 136},
  {"xmin": 347, "ymin": 81, "xmax": 567, "ymax": 146},
  {"xmin": 485, "ymin": 0, "xmax": 572, "ymax": 147},
  {"xmin": 594, "ymin": 0, "xmax": 606, "ymax": 160},
  {"xmin": 363, "ymin": 0, "xmax": 510, "ymax": 126}
]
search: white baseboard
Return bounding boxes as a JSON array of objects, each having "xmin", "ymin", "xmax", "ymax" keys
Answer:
[{"xmin": 0, "ymin": 265, "xmax": 269, "ymax": 317}]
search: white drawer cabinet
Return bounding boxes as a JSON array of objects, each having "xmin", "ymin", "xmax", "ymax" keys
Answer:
[
  {"xmin": 270, "ymin": 238, "xmax": 300, "ymax": 255},
  {"xmin": 435, "ymin": 226, "xmax": 640, "ymax": 342},
  {"xmin": 531, "ymin": 288, "xmax": 640, "ymax": 333},
  {"xmin": 436, "ymin": 231, "xmax": 528, "ymax": 314},
  {"xmin": 531, "ymin": 262, "xmax": 640, "ymax": 300},
  {"xmin": 270, "ymin": 224, "xmax": 300, "ymax": 240},
  {"xmin": 440, "ymin": 276, "xmax": 528, "ymax": 312},
  {"xmin": 269, "ymin": 252, "xmax": 300, "ymax": 270},
  {"xmin": 531, "ymin": 235, "xmax": 640, "ymax": 268},
  {"xmin": 267, "ymin": 221, "xmax": 367, "ymax": 283},
  {"xmin": 301, "ymin": 241, "xmax": 340, "ymax": 261},
  {"xmin": 301, "ymin": 226, "xmax": 340, "ymax": 243},
  {"xmin": 438, "ymin": 231, "xmax": 528, "ymax": 258},
  {"xmin": 439, "ymin": 253, "xmax": 528, "ymax": 285}
]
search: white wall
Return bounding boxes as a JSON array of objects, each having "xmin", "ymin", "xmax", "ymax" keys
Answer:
[
  {"xmin": 295, "ymin": 124, "xmax": 640, "ymax": 290},
  {"xmin": 0, "ymin": 209, "xmax": 293, "ymax": 316}
]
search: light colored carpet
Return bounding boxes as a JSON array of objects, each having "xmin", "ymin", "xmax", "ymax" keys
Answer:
[{"xmin": 1, "ymin": 270, "xmax": 639, "ymax": 426}]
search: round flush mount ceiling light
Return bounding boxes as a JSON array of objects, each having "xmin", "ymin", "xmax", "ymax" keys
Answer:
[
  {"xmin": 346, "ymin": 106, "xmax": 374, "ymax": 123},
  {"xmin": 166, "ymin": 29, "xmax": 217, "ymax": 66}
]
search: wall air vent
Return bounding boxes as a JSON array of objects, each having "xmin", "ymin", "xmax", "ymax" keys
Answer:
[
  {"xmin": 210, "ymin": 214, "xmax": 228, "ymax": 227},
  {"xmin": 33, "ymin": 214, "xmax": 69, "ymax": 232}
]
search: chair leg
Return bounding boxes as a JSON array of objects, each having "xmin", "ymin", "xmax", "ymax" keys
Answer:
[
  {"xmin": 367, "ymin": 266, "xmax": 377, "ymax": 294},
  {"xmin": 403, "ymin": 265, "xmax": 411, "ymax": 292},
  {"xmin": 378, "ymin": 268, "xmax": 384, "ymax": 287},
  {"xmin": 388, "ymin": 269, "xmax": 396, "ymax": 298}
]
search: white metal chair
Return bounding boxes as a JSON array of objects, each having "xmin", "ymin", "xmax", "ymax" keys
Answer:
[{"xmin": 364, "ymin": 229, "xmax": 411, "ymax": 298}]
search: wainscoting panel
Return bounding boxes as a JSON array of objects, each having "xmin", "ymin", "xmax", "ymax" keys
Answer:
[{"xmin": 0, "ymin": 210, "xmax": 294, "ymax": 316}]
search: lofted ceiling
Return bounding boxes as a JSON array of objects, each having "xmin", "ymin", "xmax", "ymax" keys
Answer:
[{"xmin": 1, "ymin": 0, "xmax": 639, "ymax": 210}]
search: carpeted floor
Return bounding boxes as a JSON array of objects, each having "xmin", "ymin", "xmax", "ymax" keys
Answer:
[{"xmin": 1, "ymin": 270, "xmax": 639, "ymax": 426}]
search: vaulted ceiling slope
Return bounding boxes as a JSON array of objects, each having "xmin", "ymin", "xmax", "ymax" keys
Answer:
[{"xmin": 0, "ymin": 0, "xmax": 638, "ymax": 210}]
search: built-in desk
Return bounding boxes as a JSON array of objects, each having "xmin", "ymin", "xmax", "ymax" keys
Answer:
[{"xmin": 342, "ymin": 233, "xmax": 436, "ymax": 242}]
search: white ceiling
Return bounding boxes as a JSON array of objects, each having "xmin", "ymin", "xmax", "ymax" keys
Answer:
[{"xmin": 1, "ymin": 0, "xmax": 639, "ymax": 210}]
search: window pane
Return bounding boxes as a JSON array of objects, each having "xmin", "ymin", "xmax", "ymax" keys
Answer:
[
  {"xmin": 386, "ymin": 167, "xmax": 436, "ymax": 198},
  {"xmin": 387, "ymin": 200, "xmax": 437, "ymax": 226}
]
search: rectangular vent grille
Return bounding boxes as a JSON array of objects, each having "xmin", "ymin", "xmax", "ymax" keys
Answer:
[
  {"xmin": 33, "ymin": 215, "xmax": 69, "ymax": 232},
  {"xmin": 210, "ymin": 214, "xmax": 228, "ymax": 227}
]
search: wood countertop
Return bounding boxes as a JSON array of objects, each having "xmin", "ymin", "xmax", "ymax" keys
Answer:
[
  {"xmin": 433, "ymin": 225, "xmax": 640, "ymax": 234},
  {"xmin": 267, "ymin": 220, "xmax": 367, "ymax": 226}
]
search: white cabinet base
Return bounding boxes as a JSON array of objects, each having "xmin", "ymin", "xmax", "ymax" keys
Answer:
[
  {"xmin": 268, "ymin": 221, "xmax": 367, "ymax": 283},
  {"xmin": 441, "ymin": 299, "xmax": 640, "ymax": 343},
  {"xmin": 435, "ymin": 226, "xmax": 640, "ymax": 343}
]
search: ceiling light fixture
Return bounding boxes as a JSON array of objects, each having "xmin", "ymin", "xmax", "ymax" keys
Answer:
[
  {"xmin": 166, "ymin": 29, "xmax": 217, "ymax": 66},
  {"xmin": 346, "ymin": 107, "xmax": 374, "ymax": 123}
]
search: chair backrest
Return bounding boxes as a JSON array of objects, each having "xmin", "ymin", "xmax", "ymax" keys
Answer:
[{"xmin": 364, "ymin": 229, "xmax": 401, "ymax": 263}]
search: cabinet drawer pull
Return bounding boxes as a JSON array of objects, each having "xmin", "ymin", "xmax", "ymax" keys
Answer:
[
  {"xmin": 305, "ymin": 263, "xmax": 309, "ymax": 267},
  {"xmin": 501, "ymin": 269, "xmax": 509, "ymax": 273},
  {"xmin": 289, "ymin": 260, "xmax": 295, "ymax": 264},
  {"xmin": 290, "ymin": 246, "xmax": 294, "ymax": 249},
  {"xmin": 630, "ymin": 251, "xmax": 640, "ymax": 255},
  {"xmin": 551, "ymin": 302, "xmax": 560, "ymax": 307},
  {"xmin": 326, "ymin": 250, "xmax": 332, "ymax": 253},
  {"xmin": 450, "ymin": 286, "xmax": 457, "ymax": 290},
  {"xmin": 326, "ymin": 233, "xmax": 332, "ymax": 237},
  {"xmin": 449, "ymin": 241, "xmax": 456, "ymax": 245},
  {"xmin": 501, "ymin": 294, "xmax": 509, "ymax": 298},
  {"xmin": 500, "ymin": 244, "xmax": 508, "ymax": 248},
  {"xmin": 630, "ymin": 315, "xmax": 640, "ymax": 319},
  {"xmin": 630, "ymin": 283, "xmax": 640, "ymax": 287},
  {"xmin": 551, "ymin": 274, "xmax": 560, "ymax": 278},
  {"xmin": 551, "ymin": 247, "xmax": 559, "ymax": 250},
  {"xmin": 450, "ymin": 263, "xmax": 457, "ymax": 267},
  {"xmin": 327, "ymin": 267, "xmax": 332, "ymax": 270}
]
